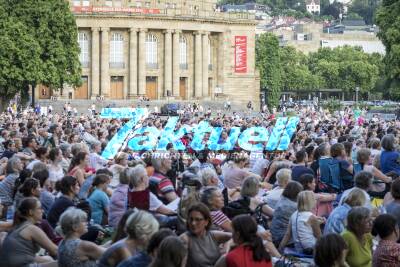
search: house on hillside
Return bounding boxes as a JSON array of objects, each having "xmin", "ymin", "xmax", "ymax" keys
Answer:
[{"xmin": 306, "ymin": 0, "xmax": 320, "ymax": 14}]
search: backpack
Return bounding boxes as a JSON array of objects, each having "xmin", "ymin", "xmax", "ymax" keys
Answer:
[{"xmin": 222, "ymin": 196, "xmax": 253, "ymax": 219}]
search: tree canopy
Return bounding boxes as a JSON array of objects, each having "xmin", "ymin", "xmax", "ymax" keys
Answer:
[
  {"xmin": 0, "ymin": 0, "xmax": 81, "ymax": 110},
  {"xmin": 376, "ymin": 0, "xmax": 400, "ymax": 97}
]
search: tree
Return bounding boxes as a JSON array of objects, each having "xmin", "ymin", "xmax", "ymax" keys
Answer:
[
  {"xmin": 321, "ymin": 1, "xmax": 344, "ymax": 19},
  {"xmin": 256, "ymin": 33, "xmax": 282, "ymax": 109},
  {"xmin": 0, "ymin": 5, "xmax": 42, "ymax": 111},
  {"xmin": 376, "ymin": 0, "xmax": 400, "ymax": 99},
  {"xmin": 348, "ymin": 0, "xmax": 381, "ymax": 25},
  {"xmin": 0, "ymin": 0, "xmax": 82, "ymax": 110}
]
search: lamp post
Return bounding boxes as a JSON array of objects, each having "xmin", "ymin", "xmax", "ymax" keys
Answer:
[{"xmin": 355, "ymin": 86, "xmax": 360, "ymax": 107}]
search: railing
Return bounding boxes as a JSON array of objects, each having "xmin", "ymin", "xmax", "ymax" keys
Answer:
[{"xmin": 109, "ymin": 62, "xmax": 125, "ymax": 69}]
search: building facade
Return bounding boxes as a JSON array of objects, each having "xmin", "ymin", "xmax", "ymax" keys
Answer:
[{"xmin": 37, "ymin": 0, "xmax": 260, "ymax": 106}]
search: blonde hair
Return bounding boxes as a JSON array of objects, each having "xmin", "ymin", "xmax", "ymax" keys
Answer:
[
  {"xmin": 344, "ymin": 188, "xmax": 366, "ymax": 207},
  {"xmin": 115, "ymin": 152, "xmax": 128, "ymax": 164},
  {"xmin": 297, "ymin": 190, "xmax": 316, "ymax": 212}
]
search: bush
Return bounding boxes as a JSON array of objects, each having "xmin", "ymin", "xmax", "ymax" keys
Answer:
[{"xmin": 322, "ymin": 98, "xmax": 342, "ymax": 112}]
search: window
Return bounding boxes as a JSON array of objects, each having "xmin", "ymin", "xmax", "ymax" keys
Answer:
[
  {"xmin": 82, "ymin": 0, "xmax": 90, "ymax": 6},
  {"xmin": 105, "ymin": 0, "xmax": 113, "ymax": 7},
  {"xmin": 110, "ymin": 33, "xmax": 124, "ymax": 68},
  {"xmin": 145, "ymin": 1, "xmax": 150, "ymax": 8},
  {"xmin": 78, "ymin": 32, "xmax": 89, "ymax": 67},
  {"xmin": 136, "ymin": 1, "xmax": 142, "ymax": 7},
  {"xmin": 179, "ymin": 36, "xmax": 187, "ymax": 69},
  {"xmin": 73, "ymin": 0, "xmax": 81, "ymax": 6},
  {"xmin": 146, "ymin": 34, "xmax": 158, "ymax": 68}
]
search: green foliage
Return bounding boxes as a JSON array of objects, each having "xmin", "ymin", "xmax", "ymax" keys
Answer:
[
  {"xmin": 348, "ymin": 0, "xmax": 381, "ymax": 25},
  {"xmin": 256, "ymin": 33, "xmax": 282, "ymax": 108},
  {"xmin": 322, "ymin": 98, "xmax": 343, "ymax": 112},
  {"xmin": 0, "ymin": 0, "xmax": 81, "ymax": 110},
  {"xmin": 376, "ymin": 0, "xmax": 400, "ymax": 100},
  {"xmin": 321, "ymin": 1, "xmax": 344, "ymax": 19}
]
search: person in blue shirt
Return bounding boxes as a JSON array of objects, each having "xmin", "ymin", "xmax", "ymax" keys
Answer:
[
  {"xmin": 324, "ymin": 188, "xmax": 366, "ymax": 235},
  {"xmin": 380, "ymin": 134, "xmax": 400, "ymax": 176},
  {"xmin": 88, "ymin": 174, "xmax": 110, "ymax": 225}
]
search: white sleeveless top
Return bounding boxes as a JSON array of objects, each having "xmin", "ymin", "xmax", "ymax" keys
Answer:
[{"xmin": 290, "ymin": 211, "xmax": 316, "ymax": 252}]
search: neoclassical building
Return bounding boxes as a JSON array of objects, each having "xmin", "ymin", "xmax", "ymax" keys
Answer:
[{"xmin": 37, "ymin": 0, "xmax": 260, "ymax": 105}]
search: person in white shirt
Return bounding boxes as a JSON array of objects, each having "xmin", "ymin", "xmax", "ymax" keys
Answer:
[
  {"xmin": 264, "ymin": 168, "xmax": 292, "ymax": 209},
  {"xmin": 89, "ymin": 141, "xmax": 108, "ymax": 171}
]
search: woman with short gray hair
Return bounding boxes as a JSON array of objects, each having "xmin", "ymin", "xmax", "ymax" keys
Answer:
[
  {"xmin": 58, "ymin": 207, "xmax": 105, "ymax": 267},
  {"xmin": 342, "ymin": 207, "xmax": 373, "ymax": 267},
  {"xmin": 98, "ymin": 210, "xmax": 159, "ymax": 267},
  {"xmin": 240, "ymin": 176, "xmax": 274, "ymax": 217},
  {"xmin": 201, "ymin": 187, "xmax": 232, "ymax": 232}
]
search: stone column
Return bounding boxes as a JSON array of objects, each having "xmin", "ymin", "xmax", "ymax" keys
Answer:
[
  {"xmin": 91, "ymin": 27, "xmax": 100, "ymax": 99},
  {"xmin": 202, "ymin": 32, "xmax": 209, "ymax": 97},
  {"xmin": 100, "ymin": 28, "xmax": 110, "ymax": 97},
  {"xmin": 128, "ymin": 28, "xmax": 138, "ymax": 98},
  {"xmin": 194, "ymin": 31, "xmax": 202, "ymax": 98},
  {"xmin": 138, "ymin": 29, "xmax": 147, "ymax": 96},
  {"xmin": 172, "ymin": 30, "xmax": 181, "ymax": 97},
  {"xmin": 164, "ymin": 29, "xmax": 173, "ymax": 97}
]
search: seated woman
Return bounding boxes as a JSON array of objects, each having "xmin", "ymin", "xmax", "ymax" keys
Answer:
[
  {"xmin": 330, "ymin": 143, "xmax": 354, "ymax": 191},
  {"xmin": 68, "ymin": 152, "xmax": 93, "ymax": 187},
  {"xmin": 201, "ymin": 186, "xmax": 232, "ymax": 232},
  {"xmin": 264, "ymin": 168, "xmax": 292, "ymax": 210},
  {"xmin": 57, "ymin": 207, "xmax": 106, "ymax": 267},
  {"xmin": 270, "ymin": 181, "xmax": 303, "ymax": 247},
  {"xmin": 98, "ymin": 210, "xmax": 159, "ymax": 267},
  {"xmin": 357, "ymin": 148, "xmax": 392, "ymax": 197},
  {"xmin": 180, "ymin": 203, "xmax": 231, "ymax": 267},
  {"xmin": 241, "ymin": 176, "xmax": 274, "ymax": 218},
  {"xmin": 117, "ymin": 228, "xmax": 176, "ymax": 267},
  {"xmin": 109, "ymin": 168, "xmax": 130, "ymax": 228},
  {"xmin": 298, "ymin": 173, "xmax": 336, "ymax": 217},
  {"xmin": 380, "ymin": 134, "xmax": 400, "ymax": 176},
  {"xmin": 148, "ymin": 236, "xmax": 187, "ymax": 267},
  {"xmin": 314, "ymin": 234, "xmax": 348, "ymax": 267},
  {"xmin": 372, "ymin": 214, "xmax": 400, "ymax": 267},
  {"xmin": 88, "ymin": 174, "xmax": 110, "ymax": 225},
  {"xmin": 279, "ymin": 191, "xmax": 325, "ymax": 255},
  {"xmin": 0, "ymin": 197, "xmax": 58, "ymax": 267},
  {"xmin": 342, "ymin": 207, "xmax": 373, "ymax": 267},
  {"xmin": 324, "ymin": 188, "xmax": 366, "ymax": 235},
  {"xmin": 215, "ymin": 214, "xmax": 273, "ymax": 267},
  {"xmin": 47, "ymin": 176, "xmax": 80, "ymax": 228},
  {"xmin": 126, "ymin": 165, "xmax": 176, "ymax": 225}
]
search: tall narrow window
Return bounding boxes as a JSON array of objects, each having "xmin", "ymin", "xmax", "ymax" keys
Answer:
[
  {"xmin": 78, "ymin": 32, "xmax": 89, "ymax": 67},
  {"xmin": 179, "ymin": 36, "xmax": 187, "ymax": 69},
  {"xmin": 110, "ymin": 33, "xmax": 124, "ymax": 68},
  {"xmin": 146, "ymin": 34, "xmax": 158, "ymax": 69}
]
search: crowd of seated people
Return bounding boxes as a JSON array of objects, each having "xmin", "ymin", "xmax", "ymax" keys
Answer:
[{"xmin": 0, "ymin": 104, "xmax": 400, "ymax": 267}]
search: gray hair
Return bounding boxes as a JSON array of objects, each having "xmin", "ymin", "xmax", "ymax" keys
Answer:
[
  {"xmin": 126, "ymin": 210, "xmax": 159, "ymax": 244},
  {"xmin": 201, "ymin": 186, "xmax": 219, "ymax": 209},
  {"xmin": 200, "ymin": 167, "xmax": 218, "ymax": 186},
  {"xmin": 276, "ymin": 168, "xmax": 292, "ymax": 186},
  {"xmin": 347, "ymin": 206, "xmax": 371, "ymax": 237},
  {"xmin": 6, "ymin": 156, "xmax": 21, "ymax": 174},
  {"xmin": 151, "ymin": 157, "xmax": 163, "ymax": 172},
  {"xmin": 32, "ymin": 162, "xmax": 47, "ymax": 173},
  {"xmin": 128, "ymin": 165, "xmax": 147, "ymax": 188},
  {"xmin": 58, "ymin": 207, "xmax": 87, "ymax": 237},
  {"xmin": 241, "ymin": 176, "xmax": 260, "ymax": 197}
]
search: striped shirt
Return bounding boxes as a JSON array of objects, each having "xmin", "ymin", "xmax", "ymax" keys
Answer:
[
  {"xmin": 149, "ymin": 172, "xmax": 175, "ymax": 199},
  {"xmin": 211, "ymin": 210, "xmax": 230, "ymax": 230}
]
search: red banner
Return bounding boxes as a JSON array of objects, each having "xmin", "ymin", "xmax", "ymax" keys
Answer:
[
  {"xmin": 72, "ymin": 6, "xmax": 161, "ymax": 14},
  {"xmin": 234, "ymin": 36, "xmax": 247, "ymax": 73}
]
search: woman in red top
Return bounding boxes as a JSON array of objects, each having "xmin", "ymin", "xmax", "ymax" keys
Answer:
[{"xmin": 224, "ymin": 215, "xmax": 272, "ymax": 267}]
